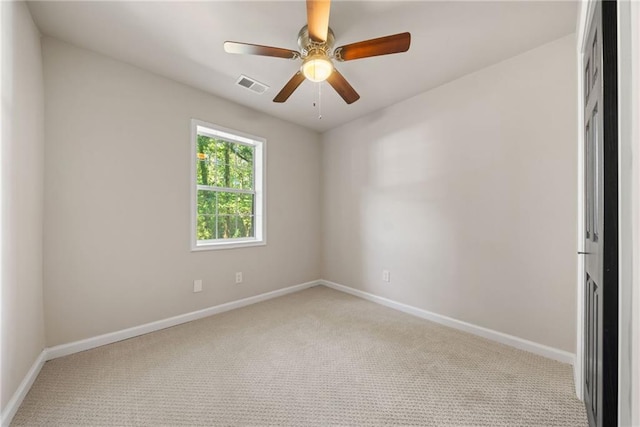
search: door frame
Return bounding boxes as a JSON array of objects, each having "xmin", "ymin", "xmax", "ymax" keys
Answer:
[{"xmin": 616, "ymin": 1, "xmax": 640, "ymax": 425}]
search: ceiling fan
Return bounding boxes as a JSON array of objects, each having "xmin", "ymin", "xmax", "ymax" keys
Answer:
[{"xmin": 223, "ymin": 0, "xmax": 411, "ymax": 105}]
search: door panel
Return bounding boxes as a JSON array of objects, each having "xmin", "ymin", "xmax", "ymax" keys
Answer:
[{"xmin": 585, "ymin": 274, "xmax": 601, "ymax": 422}]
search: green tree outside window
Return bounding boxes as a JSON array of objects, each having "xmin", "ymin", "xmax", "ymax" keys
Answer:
[{"xmin": 196, "ymin": 135, "xmax": 255, "ymax": 241}]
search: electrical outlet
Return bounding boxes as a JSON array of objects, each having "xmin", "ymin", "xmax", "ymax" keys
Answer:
[
  {"xmin": 193, "ymin": 279, "xmax": 203, "ymax": 293},
  {"xmin": 382, "ymin": 270, "xmax": 391, "ymax": 282},
  {"xmin": 235, "ymin": 272, "xmax": 243, "ymax": 284}
]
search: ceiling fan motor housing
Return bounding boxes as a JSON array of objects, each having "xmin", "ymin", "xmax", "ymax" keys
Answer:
[{"xmin": 298, "ymin": 25, "xmax": 335, "ymax": 57}]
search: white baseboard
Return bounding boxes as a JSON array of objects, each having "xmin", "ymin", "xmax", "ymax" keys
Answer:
[
  {"xmin": 321, "ymin": 279, "xmax": 575, "ymax": 365},
  {"xmin": 1, "ymin": 280, "xmax": 320, "ymax": 427},
  {"xmin": 1, "ymin": 351, "xmax": 46, "ymax": 427},
  {"xmin": 574, "ymin": 360, "xmax": 582, "ymax": 400},
  {"xmin": 3, "ymin": 278, "xmax": 575, "ymax": 427},
  {"xmin": 47, "ymin": 280, "xmax": 321, "ymax": 360}
]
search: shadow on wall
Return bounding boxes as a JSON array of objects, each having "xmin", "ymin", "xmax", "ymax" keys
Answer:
[
  {"xmin": 357, "ymin": 90, "xmax": 525, "ymax": 321},
  {"xmin": 323, "ymin": 35, "xmax": 578, "ymax": 352},
  {"xmin": 358, "ymin": 96, "xmax": 481, "ymax": 311}
]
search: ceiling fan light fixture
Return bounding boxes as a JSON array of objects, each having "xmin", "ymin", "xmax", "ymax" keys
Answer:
[{"xmin": 301, "ymin": 54, "xmax": 333, "ymax": 82}]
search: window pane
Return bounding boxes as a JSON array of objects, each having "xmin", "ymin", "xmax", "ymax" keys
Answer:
[
  {"xmin": 212, "ymin": 156, "xmax": 228, "ymax": 188},
  {"xmin": 216, "ymin": 192, "xmax": 235, "ymax": 216},
  {"xmin": 232, "ymin": 144, "xmax": 254, "ymax": 190},
  {"xmin": 197, "ymin": 214, "xmax": 216, "ymax": 241},
  {"xmin": 197, "ymin": 190, "xmax": 216, "ymax": 215},
  {"xmin": 217, "ymin": 215, "xmax": 253, "ymax": 239},
  {"xmin": 197, "ymin": 190, "xmax": 217, "ymax": 240},
  {"xmin": 237, "ymin": 194, "xmax": 254, "ymax": 216},
  {"xmin": 242, "ymin": 160, "xmax": 254, "ymax": 190},
  {"xmin": 196, "ymin": 135, "xmax": 216, "ymax": 186},
  {"xmin": 198, "ymin": 191, "xmax": 255, "ymax": 240},
  {"xmin": 224, "ymin": 143, "xmax": 254, "ymax": 190},
  {"xmin": 232, "ymin": 215, "xmax": 254, "ymax": 238},
  {"xmin": 239, "ymin": 215, "xmax": 254, "ymax": 237},
  {"xmin": 196, "ymin": 135, "xmax": 254, "ymax": 190},
  {"xmin": 216, "ymin": 215, "xmax": 231, "ymax": 239}
]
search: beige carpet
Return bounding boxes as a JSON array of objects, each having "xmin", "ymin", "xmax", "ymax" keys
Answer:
[{"xmin": 12, "ymin": 286, "xmax": 587, "ymax": 426}]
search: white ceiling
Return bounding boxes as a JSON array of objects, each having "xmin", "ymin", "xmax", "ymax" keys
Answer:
[{"xmin": 28, "ymin": 1, "xmax": 577, "ymax": 133}]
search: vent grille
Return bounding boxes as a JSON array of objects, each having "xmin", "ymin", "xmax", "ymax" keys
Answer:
[{"xmin": 235, "ymin": 75, "xmax": 269, "ymax": 94}]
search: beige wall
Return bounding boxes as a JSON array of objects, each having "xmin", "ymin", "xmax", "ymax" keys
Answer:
[
  {"xmin": 1, "ymin": 1, "xmax": 46, "ymax": 410},
  {"xmin": 321, "ymin": 35, "xmax": 578, "ymax": 353},
  {"xmin": 42, "ymin": 38, "xmax": 321, "ymax": 347}
]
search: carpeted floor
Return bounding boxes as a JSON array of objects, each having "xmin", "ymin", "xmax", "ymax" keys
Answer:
[{"xmin": 12, "ymin": 285, "xmax": 587, "ymax": 426}]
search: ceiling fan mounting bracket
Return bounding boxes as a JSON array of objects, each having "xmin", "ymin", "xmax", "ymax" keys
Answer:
[{"xmin": 297, "ymin": 25, "xmax": 335, "ymax": 59}]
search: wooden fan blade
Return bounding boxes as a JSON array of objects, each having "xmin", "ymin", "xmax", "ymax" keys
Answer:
[
  {"xmin": 335, "ymin": 32, "xmax": 411, "ymax": 62},
  {"xmin": 224, "ymin": 41, "xmax": 298, "ymax": 59},
  {"xmin": 307, "ymin": 0, "xmax": 331, "ymax": 42},
  {"xmin": 273, "ymin": 71, "xmax": 306, "ymax": 103},
  {"xmin": 327, "ymin": 69, "xmax": 360, "ymax": 104}
]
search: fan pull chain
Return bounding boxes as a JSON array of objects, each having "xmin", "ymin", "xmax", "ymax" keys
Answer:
[
  {"xmin": 312, "ymin": 83, "xmax": 322, "ymax": 120},
  {"xmin": 318, "ymin": 82, "xmax": 322, "ymax": 120}
]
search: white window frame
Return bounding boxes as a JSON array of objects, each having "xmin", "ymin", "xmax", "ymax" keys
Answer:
[{"xmin": 190, "ymin": 119, "xmax": 266, "ymax": 251}]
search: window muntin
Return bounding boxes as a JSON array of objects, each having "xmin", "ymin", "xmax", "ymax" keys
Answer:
[{"xmin": 191, "ymin": 120, "xmax": 265, "ymax": 250}]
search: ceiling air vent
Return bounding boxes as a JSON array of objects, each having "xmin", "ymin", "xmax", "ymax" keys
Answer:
[{"xmin": 235, "ymin": 75, "xmax": 269, "ymax": 94}]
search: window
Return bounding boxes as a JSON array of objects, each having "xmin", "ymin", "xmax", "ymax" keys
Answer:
[{"xmin": 191, "ymin": 119, "xmax": 265, "ymax": 250}]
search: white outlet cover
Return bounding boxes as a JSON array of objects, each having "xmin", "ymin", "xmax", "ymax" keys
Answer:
[
  {"xmin": 235, "ymin": 272, "xmax": 243, "ymax": 284},
  {"xmin": 193, "ymin": 279, "xmax": 203, "ymax": 292}
]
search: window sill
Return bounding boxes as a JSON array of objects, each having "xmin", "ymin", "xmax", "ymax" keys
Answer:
[{"xmin": 191, "ymin": 239, "xmax": 266, "ymax": 252}]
